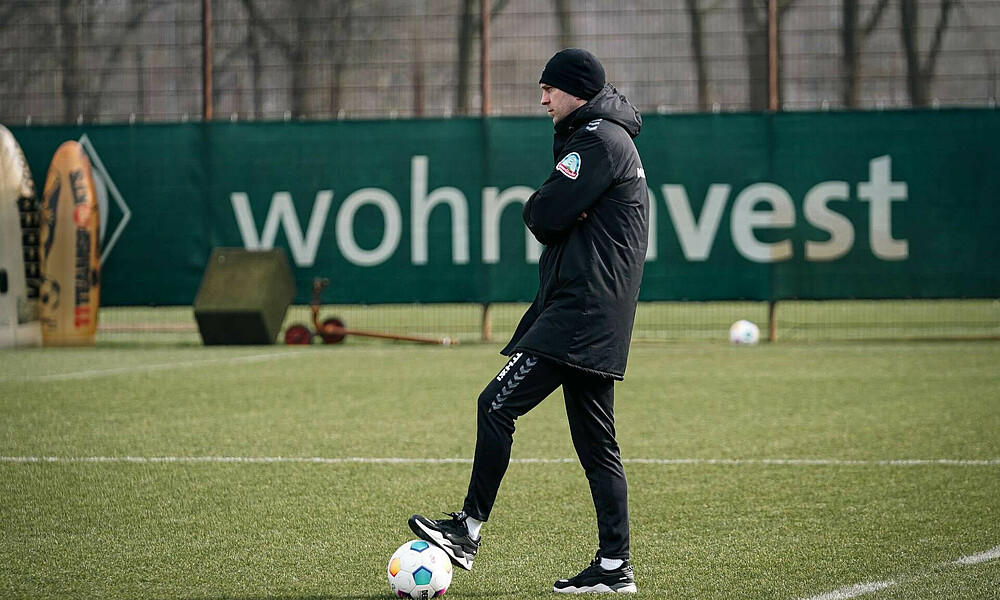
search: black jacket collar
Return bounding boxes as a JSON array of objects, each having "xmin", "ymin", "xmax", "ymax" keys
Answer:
[{"xmin": 551, "ymin": 84, "xmax": 642, "ymax": 161}]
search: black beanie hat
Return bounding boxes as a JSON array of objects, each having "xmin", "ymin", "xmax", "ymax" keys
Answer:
[{"xmin": 539, "ymin": 48, "xmax": 606, "ymax": 101}]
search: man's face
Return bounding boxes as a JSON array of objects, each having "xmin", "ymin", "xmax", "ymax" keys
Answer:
[{"xmin": 540, "ymin": 84, "xmax": 586, "ymax": 124}]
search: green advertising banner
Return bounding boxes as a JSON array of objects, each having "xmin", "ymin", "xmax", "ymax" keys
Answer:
[{"xmin": 9, "ymin": 109, "xmax": 999, "ymax": 306}]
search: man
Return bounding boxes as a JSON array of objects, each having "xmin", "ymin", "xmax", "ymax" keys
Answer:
[{"xmin": 409, "ymin": 48, "xmax": 648, "ymax": 595}]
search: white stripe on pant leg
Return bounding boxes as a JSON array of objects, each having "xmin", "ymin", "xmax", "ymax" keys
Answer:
[{"xmin": 490, "ymin": 354, "xmax": 539, "ymax": 412}]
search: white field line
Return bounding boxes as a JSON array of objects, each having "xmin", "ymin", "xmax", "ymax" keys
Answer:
[
  {"xmin": 1, "ymin": 456, "xmax": 998, "ymax": 466},
  {"xmin": 626, "ymin": 458, "xmax": 1000, "ymax": 466},
  {"xmin": 9, "ymin": 351, "xmax": 309, "ymax": 382},
  {"xmin": 1, "ymin": 456, "xmax": 474, "ymax": 465},
  {"xmin": 801, "ymin": 545, "xmax": 1000, "ymax": 600},
  {"xmin": 954, "ymin": 545, "xmax": 1000, "ymax": 566},
  {"xmin": 4, "ymin": 457, "xmax": 996, "ymax": 600},
  {"xmin": 2, "ymin": 457, "xmax": 996, "ymax": 599},
  {"xmin": 802, "ymin": 581, "xmax": 895, "ymax": 600}
]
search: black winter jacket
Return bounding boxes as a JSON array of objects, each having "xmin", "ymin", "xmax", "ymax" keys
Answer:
[{"xmin": 501, "ymin": 83, "xmax": 648, "ymax": 380}]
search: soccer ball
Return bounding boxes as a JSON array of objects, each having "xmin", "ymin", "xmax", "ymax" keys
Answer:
[
  {"xmin": 729, "ymin": 320, "xmax": 760, "ymax": 345},
  {"xmin": 387, "ymin": 539, "xmax": 453, "ymax": 599}
]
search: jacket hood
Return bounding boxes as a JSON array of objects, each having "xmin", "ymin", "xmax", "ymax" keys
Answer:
[{"xmin": 568, "ymin": 83, "xmax": 642, "ymax": 139}]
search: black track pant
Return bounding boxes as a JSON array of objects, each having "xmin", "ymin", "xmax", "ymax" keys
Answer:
[{"xmin": 462, "ymin": 351, "xmax": 630, "ymax": 560}]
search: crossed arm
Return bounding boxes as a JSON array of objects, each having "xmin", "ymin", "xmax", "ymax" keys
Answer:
[{"xmin": 523, "ymin": 133, "xmax": 613, "ymax": 245}]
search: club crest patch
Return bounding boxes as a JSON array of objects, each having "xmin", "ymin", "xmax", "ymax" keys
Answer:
[{"xmin": 557, "ymin": 152, "xmax": 581, "ymax": 180}]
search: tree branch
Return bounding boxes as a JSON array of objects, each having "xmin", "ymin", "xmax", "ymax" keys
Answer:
[
  {"xmin": 215, "ymin": 44, "xmax": 249, "ymax": 70},
  {"xmin": 778, "ymin": 0, "xmax": 798, "ymax": 18},
  {"xmin": 742, "ymin": 0, "xmax": 766, "ymax": 28},
  {"xmin": 84, "ymin": 0, "xmax": 170, "ymax": 115},
  {"xmin": 6, "ymin": 54, "xmax": 53, "ymax": 98},
  {"xmin": 490, "ymin": 0, "xmax": 509, "ymax": 18},
  {"xmin": 862, "ymin": 0, "xmax": 891, "ymax": 37},
  {"xmin": 923, "ymin": 0, "xmax": 957, "ymax": 78},
  {"xmin": 241, "ymin": 0, "xmax": 292, "ymax": 55},
  {"xmin": 704, "ymin": 0, "xmax": 727, "ymax": 13}
]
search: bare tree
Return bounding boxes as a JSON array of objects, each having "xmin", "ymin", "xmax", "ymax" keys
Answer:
[
  {"xmin": 0, "ymin": 4, "xmax": 54, "ymax": 121},
  {"xmin": 58, "ymin": 0, "xmax": 86, "ymax": 122},
  {"xmin": 455, "ymin": 0, "xmax": 509, "ymax": 115},
  {"xmin": 83, "ymin": 1, "xmax": 169, "ymax": 117},
  {"xmin": 231, "ymin": 0, "xmax": 353, "ymax": 119},
  {"xmin": 0, "ymin": 0, "xmax": 168, "ymax": 123},
  {"xmin": 46, "ymin": 0, "xmax": 167, "ymax": 122},
  {"xmin": 899, "ymin": 0, "xmax": 957, "ymax": 106},
  {"xmin": 456, "ymin": 0, "xmax": 478, "ymax": 115},
  {"xmin": 841, "ymin": 0, "xmax": 890, "ymax": 108},
  {"xmin": 239, "ymin": 0, "xmax": 271, "ymax": 117},
  {"xmin": 290, "ymin": 1, "xmax": 326, "ymax": 118},
  {"xmin": 327, "ymin": 4, "xmax": 354, "ymax": 116},
  {"xmin": 684, "ymin": 0, "xmax": 727, "ymax": 111},
  {"xmin": 554, "ymin": 0, "xmax": 574, "ymax": 49},
  {"xmin": 413, "ymin": 1, "xmax": 427, "ymax": 117}
]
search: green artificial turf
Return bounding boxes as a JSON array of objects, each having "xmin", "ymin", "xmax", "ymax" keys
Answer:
[{"xmin": 1, "ymin": 340, "xmax": 998, "ymax": 599}]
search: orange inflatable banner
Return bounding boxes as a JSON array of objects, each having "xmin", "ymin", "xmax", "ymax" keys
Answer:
[{"xmin": 39, "ymin": 141, "xmax": 101, "ymax": 346}]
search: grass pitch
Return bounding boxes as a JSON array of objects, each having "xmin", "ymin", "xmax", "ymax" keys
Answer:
[{"xmin": 1, "ymin": 339, "xmax": 998, "ymax": 599}]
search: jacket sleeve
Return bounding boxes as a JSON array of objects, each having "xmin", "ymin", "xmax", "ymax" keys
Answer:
[{"xmin": 523, "ymin": 131, "xmax": 614, "ymax": 245}]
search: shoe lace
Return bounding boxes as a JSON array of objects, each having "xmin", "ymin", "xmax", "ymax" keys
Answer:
[
  {"xmin": 582, "ymin": 552, "xmax": 604, "ymax": 574},
  {"xmin": 443, "ymin": 511, "xmax": 468, "ymax": 523},
  {"xmin": 586, "ymin": 552, "xmax": 627, "ymax": 574}
]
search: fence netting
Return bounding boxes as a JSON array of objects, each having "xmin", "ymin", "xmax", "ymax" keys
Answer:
[
  {"xmin": 2, "ymin": 1, "xmax": 997, "ymax": 343},
  {"xmin": 3, "ymin": 0, "xmax": 997, "ymax": 124},
  {"xmin": 90, "ymin": 300, "xmax": 998, "ymax": 345}
]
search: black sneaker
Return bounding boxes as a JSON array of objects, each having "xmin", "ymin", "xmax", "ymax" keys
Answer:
[
  {"xmin": 553, "ymin": 554, "xmax": 637, "ymax": 594},
  {"xmin": 408, "ymin": 511, "xmax": 480, "ymax": 571}
]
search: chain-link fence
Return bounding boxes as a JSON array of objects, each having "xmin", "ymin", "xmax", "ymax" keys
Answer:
[
  {"xmin": 3, "ymin": 1, "xmax": 997, "ymax": 344},
  {"xmin": 92, "ymin": 299, "xmax": 998, "ymax": 345},
  {"xmin": 2, "ymin": 0, "xmax": 998, "ymax": 124}
]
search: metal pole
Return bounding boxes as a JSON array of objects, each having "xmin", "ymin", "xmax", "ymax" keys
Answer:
[
  {"xmin": 767, "ymin": 0, "xmax": 779, "ymax": 111},
  {"xmin": 767, "ymin": 0, "xmax": 779, "ymax": 341},
  {"xmin": 767, "ymin": 300, "xmax": 777, "ymax": 342},
  {"xmin": 413, "ymin": 0, "xmax": 426, "ymax": 117},
  {"xmin": 203, "ymin": 0, "xmax": 213, "ymax": 120},
  {"xmin": 480, "ymin": 0, "xmax": 492, "ymax": 341},
  {"xmin": 481, "ymin": 302, "xmax": 492, "ymax": 342},
  {"xmin": 480, "ymin": 0, "xmax": 491, "ymax": 115}
]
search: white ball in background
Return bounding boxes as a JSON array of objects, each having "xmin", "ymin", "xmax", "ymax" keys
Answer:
[{"xmin": 729, "ymin": 320, "xmax": 760, "ymax": 345}]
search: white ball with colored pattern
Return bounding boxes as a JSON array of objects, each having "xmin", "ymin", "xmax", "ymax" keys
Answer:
[{"xmin": 387, "ymin": 539, "xmax": 453, "ymax": 598}]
